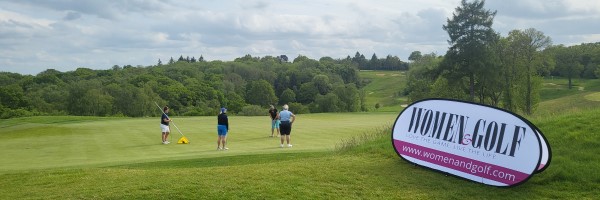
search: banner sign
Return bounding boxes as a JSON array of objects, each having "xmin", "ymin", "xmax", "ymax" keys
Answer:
[
  {"xmin": 535, "ymin": 128, "xmax": 552, "ymax": 173},
  {"xmin": 392, "ymin": 99, "xmax": 549, "ymax": 187}
]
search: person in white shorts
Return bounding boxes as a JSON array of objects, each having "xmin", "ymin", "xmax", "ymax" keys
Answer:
[{"xmin": 160, "ymin": 106, "xmax": 172, "ymax": 144}]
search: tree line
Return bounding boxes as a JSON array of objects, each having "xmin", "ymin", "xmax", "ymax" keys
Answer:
[
  {"xmin": 0, "ymin": 53, "xmax": 399, "ymax": 118},
  {"xmin": 404, "ymin": 0, "xmax": 600, "ymax": 115}
]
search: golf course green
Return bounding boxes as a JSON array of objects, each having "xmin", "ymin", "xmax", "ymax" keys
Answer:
[{"xmin": 0, "ymin": 113, "xmax": 397, "ymax": 172}]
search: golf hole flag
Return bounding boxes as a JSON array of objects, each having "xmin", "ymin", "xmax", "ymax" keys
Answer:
[
  {"xmin": 177, "ymin": 136, "xmax": 189, "ymax": 144},
  {"xmin": 392, "ymin": 99, "xmax": 551, "ymax": 187}
]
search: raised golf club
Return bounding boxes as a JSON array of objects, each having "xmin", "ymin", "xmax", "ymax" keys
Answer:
[{"xmin": 154, "ymin": 101, "xmax": 189, "ymax": 144}]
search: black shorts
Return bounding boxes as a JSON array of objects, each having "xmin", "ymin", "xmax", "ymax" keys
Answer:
[{"xmin": 280, "ymin": 121, "xmax": 292, "ymax": 135}]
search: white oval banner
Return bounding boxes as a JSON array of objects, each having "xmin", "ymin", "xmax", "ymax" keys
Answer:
[
  {"xmin": 392, "ymin": 99, "xmax": 543, "ymax": 187},
  {"xmin": 534, "ymin": 128, "xmax": 551, "ymax": 173}
]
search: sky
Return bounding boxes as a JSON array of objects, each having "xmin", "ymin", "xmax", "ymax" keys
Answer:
[{"xmin": 1, "ymin": 0, "xmax": 599, "ymax": 75}]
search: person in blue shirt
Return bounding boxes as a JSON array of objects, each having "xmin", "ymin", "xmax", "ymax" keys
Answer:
[
  {"xmin": 278, "ymin": 104, "xmax": 296, "ymax": 148},
  {"xmin": 160, "ymin": 106, "xmax": 172, "ymax": 144},
  {"xmin": 217, "ymin": 107, "xmax": 229, "ymax": 150}
]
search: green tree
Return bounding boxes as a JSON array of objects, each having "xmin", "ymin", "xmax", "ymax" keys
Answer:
[
  {"xmin": 408, "ymin": 51, "xmax": 423, "ymax": 62},
  {"xmin": 279, "ymin": 88, "xmax": 297, "ymax": 105},
  {"xmin": 554, "ymin": 45, "xmax": 584, "ymax": 89},
  {"xmin": 333, "ymin": 83, "xmax": 360, "ymax": 112},
  {"xmin": 312, "ymin": 74, "xmax": 331, "ymax": 95},
  {"xmin": 369, "ymin": 53, "xmax": 380, "ymax": 69},
  {"xmin": 509, "ymin": 28, "xmax": 551, "ymax": 114},
  {"xmin": 405, "ymin": 53, "xmax": 442, "ymax": 102},
  {"xmin": 0, "ymin": 84, "xmax": 28, "ymax": 109},
  {"xmin": 246, "ymin": 80, "xmax": 278, "ymax": 106},
  {"xmin": 312, "ymin": 93, "xmax": 341, "ymax": 112},
  {"xmin": 298, "ymin": 82, "xmax": 318, "ymax": 104},
  {"xmin": 442, "ymin": 0, "xmax": 498, "ymax": 101},
  {"xmin": 82, "ymin": 89, "xmax": 113, "ymax": 116}
]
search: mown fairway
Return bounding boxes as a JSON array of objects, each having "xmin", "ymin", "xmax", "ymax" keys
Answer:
[
  {"xmin": 360, "ymin": 70, "xmax": 408, "ymax": 112},
  {"xmin": 0, "ymin": 113, "xmax": 397, "ymax": 172}
]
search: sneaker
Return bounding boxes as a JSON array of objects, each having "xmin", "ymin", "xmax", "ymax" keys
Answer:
[
  {"xmin": 217, "ymin": 147, "xmax": 222, "ymax": 150},
  {"xmin": 223, "ymin": 147, "xmax": 229, "ymax": 150},
  {"xmin": 162, "ymin": 141, "xmax": 167, "ymax": 144},
  {"xmin": 165, "ymin": 141, "xmax": 170, "ymax": 144},
  {"xmin": 288, "ymin": 144, "xmax": 293, "ymax": 148},
  {"xmin": 280, "ymin": 144, "xmax": 284, "ymax": 148}
]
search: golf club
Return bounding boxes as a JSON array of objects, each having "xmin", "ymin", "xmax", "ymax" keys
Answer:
[{"xmin": 154, "ymin": 101, "xmax": 189, "ymax": 144}]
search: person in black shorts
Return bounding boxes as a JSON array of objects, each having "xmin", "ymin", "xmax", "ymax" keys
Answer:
[{"xmin": 278, "ymin": 104, "xmax": 296, "ymax": 148}]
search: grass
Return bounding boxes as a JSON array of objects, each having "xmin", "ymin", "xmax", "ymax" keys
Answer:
[
  {"xmin": 534, "ymin": 78, "xmax": 600, "ymax": 119},
  {"xmin": 540, "ymin": 78, "xmax": 600, "ymax": 101},
  {"xmin": 359, "ymin": 70, "xmax": 408, "ymax": 112},
  {"xmin": 0, "ymin": 113, "xmax": 397, "ymax": 172},
  {"xmin": 1, "ymin": 109, "xmax": 599, "ymax": 199},
  {"xmin": 2, "ymin": 75, "xmax": 600, "ymax": 199}
]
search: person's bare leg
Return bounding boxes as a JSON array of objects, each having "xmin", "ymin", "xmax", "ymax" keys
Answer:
[{"xmin": 217, "ymin": 137, "xmax": 222, "ymax": 149}]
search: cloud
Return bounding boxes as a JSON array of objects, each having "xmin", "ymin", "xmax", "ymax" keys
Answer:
[
  {"xmin": 63, "ymin": 11, "xmax": 82, "ymax": 21},
  {"xmin": 486, "ymin": 0, "xmax": 600, "ymax": 45},
  {"xmin": 0, "ymin": 0, "xmax": 599, "ymax": 75}
]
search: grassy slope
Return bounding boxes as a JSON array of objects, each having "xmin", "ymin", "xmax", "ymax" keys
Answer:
[
  {"xmin": 536, "ymin": 78, "xmax": 600, "ymax": 119},
  {"xmin": 359, "ymin": 70, "xmax": 408, "ymax": 112}
]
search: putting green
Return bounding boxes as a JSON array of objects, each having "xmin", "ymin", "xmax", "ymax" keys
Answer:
[
  {"xmin": 584, "ymin": 92, "xmax": 600, "ymax": 101},
  {"xmin": 0, "ymin": 113, "xmax": 397, "ymax": 172}
]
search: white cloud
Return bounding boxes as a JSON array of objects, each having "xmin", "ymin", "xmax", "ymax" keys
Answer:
[{"xmin": 0, "ymin": 0, "xmax": 599, "ymax": 75}]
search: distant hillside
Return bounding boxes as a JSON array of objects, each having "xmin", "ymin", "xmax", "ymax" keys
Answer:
[
  {"xmin": 359, "ymin": 70, "xmax": 408, "ymax": 112},
  {"xmin": 358, "ymin": 71, "xmax": 600, "ymax": 116},
  {"xmin": 535, "ymin": 78, "xmax": 600, "ymax": 118}
]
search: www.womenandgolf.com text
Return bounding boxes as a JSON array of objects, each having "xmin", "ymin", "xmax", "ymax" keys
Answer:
[{"xmin": 399, "ymin": 143, "xmax": 519, "ymax": 182}]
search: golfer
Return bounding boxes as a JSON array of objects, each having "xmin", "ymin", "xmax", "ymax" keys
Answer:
[
  {"xmin": 279, "ymin": 104, "xmax": 296, "ymax": 148},
  {"xmin": 217, "ymin": 107, "xmax": 229, "ymax": 150},
  {"xmin": 160, "ymin": 106, "xmax": 172, "ymax": 144},
  {"xmin": 269, "ymin": 105, "xmax": 280, "ymax": 137}
]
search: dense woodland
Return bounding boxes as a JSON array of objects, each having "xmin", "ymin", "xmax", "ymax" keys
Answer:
[
  {"xmin": 1, "ymin": 0, "xmax": 600, "ymax": 119},
  {"xmin": 0, "ymin": 54, "xmax": 383, "ymax": 118}
]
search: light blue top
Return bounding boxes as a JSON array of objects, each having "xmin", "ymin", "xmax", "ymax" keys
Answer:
[{"xmin": 279, "ymin": 110, "xmax": 293, "ymax": 121}]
